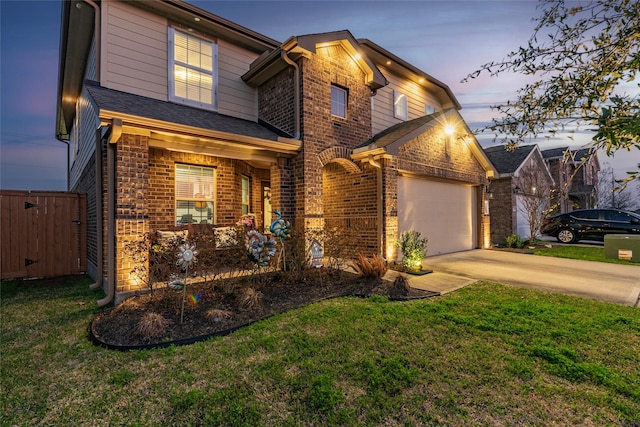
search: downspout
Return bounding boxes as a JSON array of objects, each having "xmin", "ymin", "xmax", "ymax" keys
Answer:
[
  {"xmin": 97, "ymin": 119, "xmax": 122, "ymax": 307},
  {"xmin": 280, "ymin": 51, "xmax": 300, "ymax": 139},
  {"xmin": 89, "ymin": 127, "xmax": 103, "ymax": 291},
  {"xmin": 368, "ymin": 156, "xmax": 384, "ymax": 258}
]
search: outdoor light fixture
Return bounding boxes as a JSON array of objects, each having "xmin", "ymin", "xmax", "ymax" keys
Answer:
[{"xmin": 444, "ymin": 124, "xmax": 455, "ymax": 135}]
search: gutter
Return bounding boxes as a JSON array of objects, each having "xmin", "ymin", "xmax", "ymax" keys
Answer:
[
  {"xmin": 97, "ymin": 119, "xmax": 122, "ymax": 307},
  {"xmin": 89, "ymin": 127, "xmax": 104, "ymax": 293}
]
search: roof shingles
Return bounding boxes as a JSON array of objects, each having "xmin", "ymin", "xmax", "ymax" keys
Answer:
[{"xmin": 84, "ymin": 81, "xmax": 289, "ymax": 141}]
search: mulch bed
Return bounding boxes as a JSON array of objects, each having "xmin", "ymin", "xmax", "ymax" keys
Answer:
[{"xmin": 90, "ymin": 268, "xmax": 439, "ymax": 350}]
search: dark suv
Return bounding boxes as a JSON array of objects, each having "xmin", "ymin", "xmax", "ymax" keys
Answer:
[{"xmin": 540, "ymin": 208, "xmax": 640, "ymax": 243}]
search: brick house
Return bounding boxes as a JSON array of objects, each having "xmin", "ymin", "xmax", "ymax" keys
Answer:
[
  {"xmin": 541, "ymin": 147, "xmax": 600, "ymax": 213},
  {"xmin": 484, "ymin": 145, "xmax": 554, "ymax": 244},
  {"xmin": 56, "ymin": 0, "xmax": 496, "ymax": 304}
]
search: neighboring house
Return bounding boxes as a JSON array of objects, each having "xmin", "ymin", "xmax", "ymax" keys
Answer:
[
  {"xmin": 56, "ymin": 0, "xmax": 496, "ymax": 304},
  {"xmin": 484, "ymin": 145, "xmax": 554, "ymax": 244},
  {"xmin": 542, "ymin": 147, "xmax": 599, "ymax": 213}
]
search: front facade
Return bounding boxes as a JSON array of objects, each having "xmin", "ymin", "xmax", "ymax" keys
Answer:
[
  {"xmin": 484, "ymin": 145, "xmax": 554, "ymax": 244},
  {"xmin": 56, "ymin": 0, "xmax": 495, "ymax": 304},
  {"xmin": 542, "ymin": 147, "xmax": 600, "ymax": 214}
]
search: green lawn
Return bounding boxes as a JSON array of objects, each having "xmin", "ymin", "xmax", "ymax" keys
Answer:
[
  {"xmin": 533, "ymin": 244, "xmax": 639, "ymax": 264},
  {"xmin": 2, "ymin": 276, "xmax": 639, "ymax": 426}
]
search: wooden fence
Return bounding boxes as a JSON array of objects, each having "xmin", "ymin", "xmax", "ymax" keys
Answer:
[{"xmin": 1, "ymin": 190, "xmax": 87, "ymax": 280}]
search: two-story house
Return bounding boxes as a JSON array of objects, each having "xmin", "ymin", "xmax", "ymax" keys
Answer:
[
  {"xmin": 56, "ymin": 0, "xmax": 496, "ymax": 304},
  {"xmin": 541, "ymin": 147, "xmax": 599, "ymax": 214},
  {"xmin": 484, "ymin": 145, "xmax": 554, "ymax": 244}
]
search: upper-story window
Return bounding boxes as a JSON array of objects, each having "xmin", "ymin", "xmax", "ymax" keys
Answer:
[
  {"xmin": 394, "ymin": 90, "xmax": 408, "ymax": 121},
  {"xmin": 331, "ymin": 85, "xmax": 347, "ymax": 118},
  {"xmin": 425, "ymin": 104, "xmax": 436, "ymax": 115},
  {"xmin": 169, "ymin": 28, "xmax": 218, "ymax": 110}
]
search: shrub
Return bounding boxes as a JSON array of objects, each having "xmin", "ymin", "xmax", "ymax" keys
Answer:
[
  {"xmin": 396, "ymin": 231, "xmax": 428, "ymax": 272},
  {"xmin": 134, "ymin": 312, "xmax": 170, "ymax": 340},
  {"xmin": 389, "ymin": 274, "xmax": 410, "ymax": 299},
  {"xmin": 506, "ymin": 234, "xmax": 525, "ymax": 248},
  {"xmin": 204, "ymin": 308, "xmax": 234, "ymax": 323},
  {"xmin": 351, "ymin": 253, "xmax": 388, "ymax": 280},
  {"xmin": 240, "ymin": 288, "xmax": 263, "ymax": 311}
]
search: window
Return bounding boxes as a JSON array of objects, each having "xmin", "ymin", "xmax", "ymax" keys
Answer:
[
  {"xmin": 241, "ymin": 175, "xmax": 250, "ymax": 215},
  {"xmin": 425, "ymin": 104, "xmax": 436, "ymax": 115},
  {"xmin": 169, "ymin": 28, "xmax": 217, "ymax": 110},
  {"xmin": 331, "ymin": 85, "xmax": 347, "ymax": 118},
  {"xmin": 394, "ymin": 90, "xmax": 408, "ymax": 120},
  {"xmin": 175, "ymin": 164, "xmax": 215, "ymax": 225}
]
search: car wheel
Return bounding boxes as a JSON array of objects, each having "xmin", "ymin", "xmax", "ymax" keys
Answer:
[{"xmin": 557, "ymin": 228, "xmax": 576, "ymax": 244}]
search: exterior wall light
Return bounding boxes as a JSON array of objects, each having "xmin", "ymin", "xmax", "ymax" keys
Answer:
[{"xmin": 444, "ymin": 125, "xmax": 455, "ymax": 135}]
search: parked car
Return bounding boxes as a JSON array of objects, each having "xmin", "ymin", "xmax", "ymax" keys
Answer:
[{"xmin": 541, "ymin": 209, "xmax": 640, "ymax": 243}]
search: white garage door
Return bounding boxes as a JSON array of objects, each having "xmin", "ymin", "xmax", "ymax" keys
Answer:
[{"xmin": 398, "ymin": 176, "xmax": 477, "ymax": 256}]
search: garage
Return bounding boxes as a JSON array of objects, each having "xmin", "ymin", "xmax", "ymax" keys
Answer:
[{"xmin": 398, "ymin": 176, "xmax": 478, "ymax": 256}]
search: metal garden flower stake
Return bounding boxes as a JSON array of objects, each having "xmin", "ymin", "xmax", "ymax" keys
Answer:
[{"xmin": 172, "ymin": 242, "xmax": 199, "ymax": 324}]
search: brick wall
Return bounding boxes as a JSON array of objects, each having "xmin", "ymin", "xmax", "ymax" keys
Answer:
[
  {"xmin": 72, "ymin": 154, "xmax": 97, "ymax": 270},
  {"xmin": 397, "ymin": 128, "xmax": 487, "ymax": 184},
  {"xmin": 297, "ymin": 46, "xmax": 373, "ymax": 231},
  {"xmin": 147, "ymin": 148, "xmax": 270, "ymax": 231},
  {"xmin": 488, "ymin": 177, "xmax": 515, "ymax": 245},
  {"xmin": 259, "ymin": 67, "xmax": 296, "ymax": 136},
  {"xmin": 323, "ymin": 161, "xmax": 378, "ymax": 252}
]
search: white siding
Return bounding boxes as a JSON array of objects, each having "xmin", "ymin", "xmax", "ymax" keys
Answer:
[
  {"xmin": 102, "ymin": 0, "xmax": 168, "ymax": 99},
  {"xmin": 372, "ymin": 68, "xmax": 442, "ymax": 136},
  {"xmin": 70, "ymin": 90, "xmax": 100, "ymax": 190},
  {"xmin": 217, "ymin": 39, "xmax": 259, "ymax": 121},
  {"xmin": 101, "ymin": 0, "xmax": 259, "ymax": 122},
  {"xmin": 86, "ymin": 36, "xmax": 97, "ymax": 81}
]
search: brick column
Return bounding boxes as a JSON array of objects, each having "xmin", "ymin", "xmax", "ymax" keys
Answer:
[{"xmin": 114, "ymin": 134, "xmax": 149, "ymax": 296}]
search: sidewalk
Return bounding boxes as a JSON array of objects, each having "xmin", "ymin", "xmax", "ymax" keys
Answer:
[{"xmin": 382, "ymin": 269, "xmax": 475, "ymax": 295}]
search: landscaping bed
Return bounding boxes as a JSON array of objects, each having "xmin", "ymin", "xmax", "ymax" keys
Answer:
[{"xmin": 90, "ymin": 268, "xmax": 438, "ymax": 349}]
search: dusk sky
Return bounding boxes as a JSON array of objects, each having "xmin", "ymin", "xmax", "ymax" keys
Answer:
[{"xmin": 1, "ymin": 0, "xmax": 638, "ymax": 192}]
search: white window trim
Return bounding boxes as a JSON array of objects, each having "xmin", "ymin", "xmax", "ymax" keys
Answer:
[
  {"xmin": 241, "ymin": 175, "xmax": 250, "ymax": 215},
  {"xmin": 331, "ymin": 85, "xmax": 347, "ymax": 119},
  {"xmin": 394, "ymin": 90, "xmax": 408, "ymax": 121},
  {"xmin": 175, "ymin": 164, "xmax": 216, "ymax": 225},
  {"xmin": 168, "ymin": 27, "xmax": 218, "ymax": 111}
]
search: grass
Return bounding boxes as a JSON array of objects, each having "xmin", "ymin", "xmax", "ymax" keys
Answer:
[
  {"xmin": 533, "ymin": 244, "xmax": 639, "ymax": 264},
  {"xmin": 2, "ymin": 276, "xmax": 639, "ymax": 426}
]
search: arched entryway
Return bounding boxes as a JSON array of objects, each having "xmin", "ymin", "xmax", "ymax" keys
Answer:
[{"xmin": 322, "ymin": 160, "xmax": 380, "ymax": 256}]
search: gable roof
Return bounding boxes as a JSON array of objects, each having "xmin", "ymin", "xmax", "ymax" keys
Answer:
[
  {"xmin": 541, "ymin": 146, "xmax": 598, "ymax": 167},
  {"xmin": 357, "ymin": 38, "xmax": 461, "ymax": 110},
  {"xmin": 484, "ymin": 144, "xmax": 537, "ymax": 175},
  {"xmin": 353, "ymin": 109, "xmax": 496, "ymax": 178},
  {"xmin": 243, "ymin": 30, "xmax": 387, "ymax": 91}
]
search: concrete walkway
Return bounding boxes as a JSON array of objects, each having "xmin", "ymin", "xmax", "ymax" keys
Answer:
[{"xmin": 386, "ymin": 249, "xmax": 640, "ymax": 307}]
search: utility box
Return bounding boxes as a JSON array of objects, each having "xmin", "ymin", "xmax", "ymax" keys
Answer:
[{"xmin": 604, "ymin": 235, "xmax": 640, "ymax": 262}]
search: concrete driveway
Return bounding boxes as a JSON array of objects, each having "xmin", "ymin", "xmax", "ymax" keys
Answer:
[{"xmin": 398, "ymin": 249, "xmax": 640, "ymax": 307}]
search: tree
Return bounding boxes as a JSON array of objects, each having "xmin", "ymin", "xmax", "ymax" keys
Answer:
[
  {"xmin": 464, "ymin": 0, "xmax": 640, "ymax": 182},
  {"xmin": 598, "ymin": 165, "xmax": 640, "ymax": 210},
  {"xmin": 513, "ymin": 161, "xmax": 555, "ymax": 242}
]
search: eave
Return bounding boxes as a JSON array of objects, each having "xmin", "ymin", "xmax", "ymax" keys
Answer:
[
  {"xmin": 358, "ymin": 38, "xmax": 461, "ymax": 111},
  {"xmin": 243, "ymin": 31, "xmax": 387, "ymax": 91},
  {"xmin": 56, "ymin": 0, "xmax": 95, "ymax": 141},
  {"xmin": 98, "ymin": 110, "xmax": 300, "ymax": 168}
]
